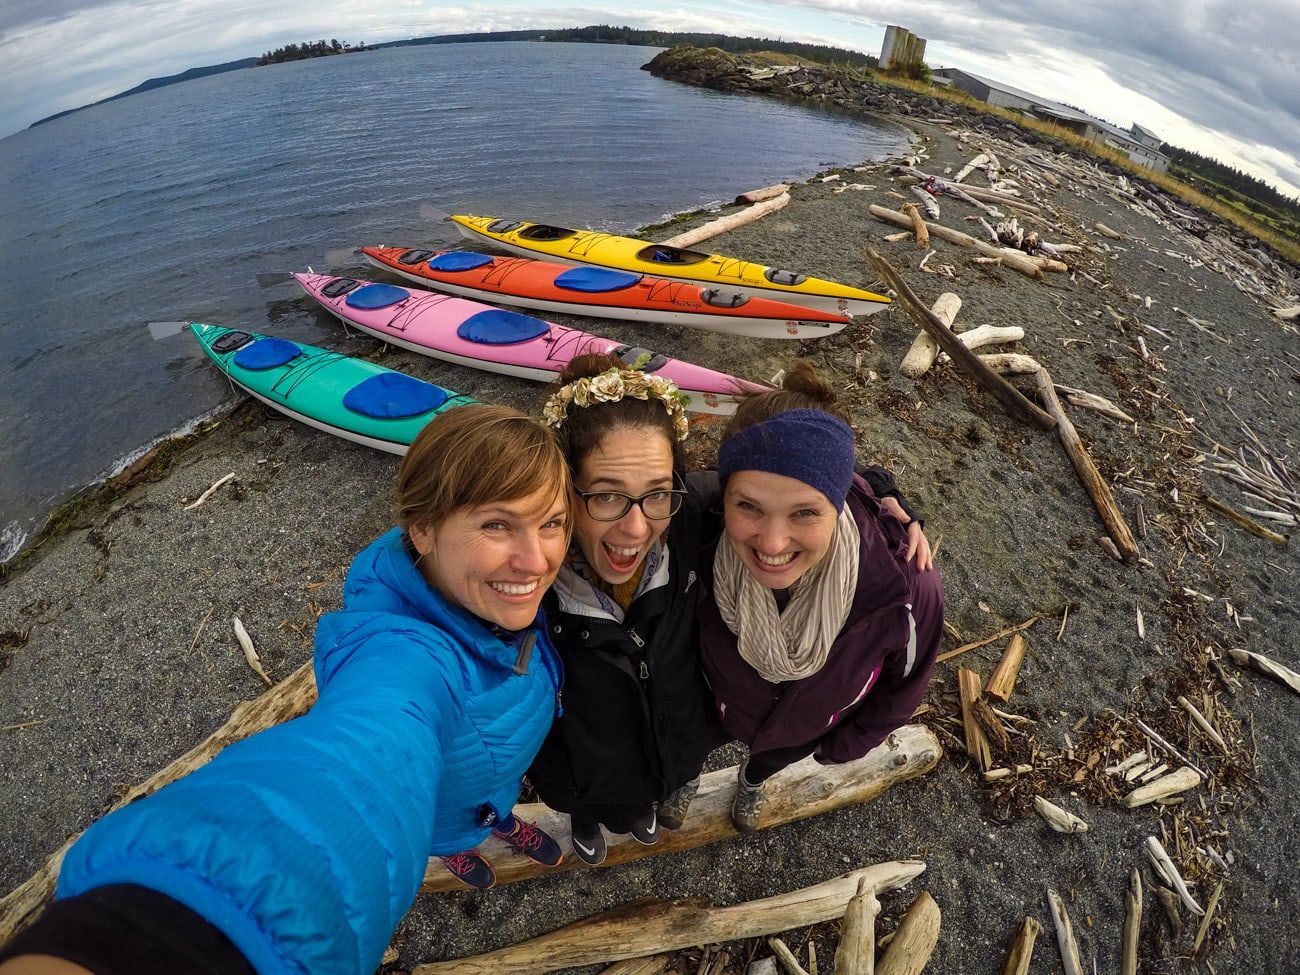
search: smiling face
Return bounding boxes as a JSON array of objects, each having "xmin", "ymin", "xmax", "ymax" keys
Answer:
[
  {"xmin": 723, "ymin": 469, "xmax": 838, "ymax": 589},
  {"xmin": 409, "ymin": 485, "xmax": 569, "ymax": 631},
  {"xmin": 572, "ymin": 427, "xmax": 676, "ymax": 585}
]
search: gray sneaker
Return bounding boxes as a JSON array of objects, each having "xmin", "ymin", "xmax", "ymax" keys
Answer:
[
  {"xmin": 570, "ymin": 817, "xmax": 606, "ymax": 865},
  {"xmin": 658, "ymin": 777, "xmax": 700, "ymax": 830},
  {"xmin": 732, "ymin": 762, "xmax": 767, "ymax": 833}
]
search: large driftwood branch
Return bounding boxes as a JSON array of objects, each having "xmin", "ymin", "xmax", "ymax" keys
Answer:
[
  {"xmin": 0, "ymin": 661, "xmax": 318, "ymax": 943},
  {"xmin": 736, "ymin": 183, "xmax": 791, "ymax": 204},
  {"xmin": 1035, "ymin": 367, "xmax": 1140, "ymax": 561},
  {"xmin": 869, "ymin": 205, "xmax": 1044, "ymax": 280},
  {"xmin": 660, "ymin": 194, "xmax": 790, "ymax": 248},
  {"xmin": 410, "ymin": 862, "xmax": 927, "ymax": 975},
  {"xmin": 423, "ymin": 724, "xmax": 941, "ymax": 891},
  {"xmin": 864, "ymin": 248, "xmax": 1056, "ymax": 431}
]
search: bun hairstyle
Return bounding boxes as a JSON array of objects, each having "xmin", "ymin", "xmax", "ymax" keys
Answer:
[
  {"xmin": 724, "ymin": 359, "xmax": 847, "ymax": 437},
  {"xmin": 548, "ymin": 353, "xmax": 688, "ymax": 475}
]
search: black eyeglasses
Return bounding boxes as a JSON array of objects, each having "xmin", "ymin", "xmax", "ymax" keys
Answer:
[{"xmin": 573, "ymin": 485, "xmax": 687, "ymax": 522}]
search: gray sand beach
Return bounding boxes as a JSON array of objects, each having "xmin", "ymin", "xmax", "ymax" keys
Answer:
[{"xmin": 3, "ymin": 94, "xmax": 1299, "ymax": 974}]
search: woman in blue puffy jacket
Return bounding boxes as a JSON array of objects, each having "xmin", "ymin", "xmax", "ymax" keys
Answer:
[{"xmin": 0, "ymin": 404, "xmax": 572, "ymax": 975}]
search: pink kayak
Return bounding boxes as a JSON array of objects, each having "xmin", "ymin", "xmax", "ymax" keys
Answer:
[{"xmin": 293, "ymin": 272, "xmax": 761, "ymax": 414}]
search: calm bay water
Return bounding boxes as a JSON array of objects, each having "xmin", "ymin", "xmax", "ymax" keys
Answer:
[{"xmin": 0, "ymin": 42, "xmax": 909, "ymax": 561}]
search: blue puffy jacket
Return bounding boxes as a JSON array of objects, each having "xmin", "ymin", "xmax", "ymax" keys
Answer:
[{"xmin": 57, "ymin": 528, "xmax": 562, "ymax": 975}]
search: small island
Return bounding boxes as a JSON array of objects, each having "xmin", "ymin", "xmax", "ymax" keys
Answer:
[{"xmin": 256, "ymin": 39, "xmax": 367, "ymax": 65}]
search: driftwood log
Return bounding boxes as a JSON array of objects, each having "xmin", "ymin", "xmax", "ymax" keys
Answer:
[
  {"xmin": 660, "ymin": 194, "xmax": 790, "ymax": 248},
  {"xmin": 0, "ymin": 660, "xmax": 318, "ymax": 943},
  {"xmin": 977, "ymin": 353, "xmax": 1043, "ymax": 375},
  {"xmin": 935, "ymin": 323, "xmax": 1025, "ymax": 361},
  {"xmin": 869, "ymin": 204, "xmax": 1044, "ymax": 280},
  {"xmin": 863, "ymin": 248, "xmax": 1056, "ymax": 431},
  {"xmin": 423, "ymin": 723, "xmax": 941, "ymax": 891},
  {"xmin": 736, "ymin": 183, "xmax": 791, "ymax": 204},
  {"xmin": 1122, "ymin": 868, "xmax": 1142, "ymax": 975},
  {"xmin": 899, "ymin": 292, "xmax": 961, "ymax": 378},
  {"xmin": 1035, "ymin": 367, "xmax": 1140, "ymax": 562},
  {"xmin": 875, "ymin": 891, "xmax": 941, "ymax": 975},
  {"xmin": 410, "ymin": 861, "xmax": 927, "ymax": 975}
]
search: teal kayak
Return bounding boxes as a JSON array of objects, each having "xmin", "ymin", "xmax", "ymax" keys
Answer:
[{"xmin": 190, "ymin": 323, "xmax": 475, "ymax": 454}]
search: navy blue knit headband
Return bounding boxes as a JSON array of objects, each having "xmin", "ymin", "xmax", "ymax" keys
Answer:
[{"xmin": 717, "ymin": 409, "xmax": 856, "ymax": 512}]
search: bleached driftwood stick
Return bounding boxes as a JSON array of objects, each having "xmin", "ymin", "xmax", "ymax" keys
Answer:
[
  {"xmin": 899, "ymin": 292, "xmax": 960, "ymax": 378},
  {"xmin": 985, "ymin": 634, "xmax": 1027, "ymax": 701},
  {"xmin": 233, "ymin": 616, "xmax": 273, "ymax": 687},
  {"xmin": 1146, "ymin": 836, "xmax": 1205, "ymax": 916},
  {"xmin": 183, "ymin": 471, "xmax": 236, "ymax": 510},
  {"xmin": 1228, "ymin": 648, "xmax": 1300, "ymax": 695},
  {"xmin": 1053, "ymin": 384, "xmax": 1135, "ymax": 424},
  {"xmin": 936, "ymin": 324, "xmax": 1025, "ymax": 361},
  {"xmin": 978, "ymin": 353, "xmax": 1043, "ymax": 375},
  {"xmin": 1194, "ymin": 494, "xmax": 1290, "ymax": 545},
  {"xmin": 864, "ymin": 248, "xmax": 1056, "ymax": 431},
  {"xmin": 1191, "ymin": 880, "xmax": 1225, "ymax": 954},
  {"xmin": 1176, "ymin": 696, "xmax": 1228, "ymax": 752},
  {"xmin": 1046, "ymin": 889, "xmax": 1084, "ymax": 975},
  {"xmin": 1036, "ymin": 367, "xmax": 1140, "ymax": 562},
  {"xmin": 1122, "ymin": 868, "xmax": 1142, "ymax": 975},
  {"xmin": 0, "ymin": 661, "xmax": 318, "ymax": 942},
  {"xmin": 1134, "ymin": 718, "xmax": 1208, "ymax": 780},
  {"xmin": 768, "ymin": 938, "xmax": 811, "ymax": 975},
  {"xmin": 411, "ymin": 862, "xmax": 927, "ymax": 975},
  {"xmin": 834, "ymin": 878, "xmax": 882, "ymax": 975},
  {"xmin": 869, "ymin": 204, "xmax": 1044, "ymax": 280},
  {"xmin": 1094, "ymin": 222, "xmax": 1124, "ymax": 239},
  {"xmin": 660, "ymin": 193, "xmax": 790, "ymax": 248},
  {"xmin": 1033, "ymin": 796, "xmax": 1089, "ymax": 834},
  {"xmin": 875, "ymin": 891, "xmax": 941, "ymax": 975},
  {"xmin": 1000, "ymin": 917, "xmax": 1043, "ymax": 975},
  {"xmin": 1121, "ymin": 766, "xmax": 1202, "ymax": 807}
]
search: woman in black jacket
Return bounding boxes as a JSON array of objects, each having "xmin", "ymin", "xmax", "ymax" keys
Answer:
[{"xmin": 528, "ymin": 353, "xmax": 724, "ymax": 865}]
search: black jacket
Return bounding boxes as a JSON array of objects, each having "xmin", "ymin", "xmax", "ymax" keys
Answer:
[{"xmin": 528, "ymin": 473, "xmax": 724, "ymax": 815}]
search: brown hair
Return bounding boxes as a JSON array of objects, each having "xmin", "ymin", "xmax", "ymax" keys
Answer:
[
  {"xmin": 548, "ymin": 353, "xmax": 688, "ymax": 475},
  {"xmin": 724, "ymin": 359, "xmax": 848, "ymax": 436},
  {"xmin": 396, "ymin": 404, "xmax": 570, "ymax": 532}
]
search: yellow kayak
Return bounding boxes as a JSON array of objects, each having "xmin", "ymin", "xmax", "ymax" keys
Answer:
[{"xmin": 446, "ymin": 213, "xmax": 891, "ymax": 318}]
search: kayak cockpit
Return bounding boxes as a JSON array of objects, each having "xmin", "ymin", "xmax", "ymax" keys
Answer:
[
  {"xmin": 636, "ymin": 244, "xmax": 710, "ymax": 266},
  {"xmin": 764, "ymin": 267, "xmax": 809, "ymax": 286},
  {"xmin": 513, "ymin": 223, "xmax": 576, "ymax": 242},
  {"xmin": 702, "ymin": 288, "xmax": 750, "ymax": 309},
  {"xmin": 614, "ymin": 344, "xmax": 668, "ymax": 372}
]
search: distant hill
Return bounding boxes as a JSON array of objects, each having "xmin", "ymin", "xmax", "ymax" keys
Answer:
[
  {"xmin": 31, "ymin": 58, "xmax": 258, "ymax": 127},
  {"xmin": 31, "ymin": 25, "xmax": 877, "ymax": 128}
]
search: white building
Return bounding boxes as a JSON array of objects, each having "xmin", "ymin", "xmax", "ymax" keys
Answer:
[{"xmin": 931, "ymin": 67, "xmax": 1170, "ymax": 174}]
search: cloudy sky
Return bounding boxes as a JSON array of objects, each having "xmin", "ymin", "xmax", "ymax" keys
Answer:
[{"xmin": 3, "ymin": 1, "xmax": 1297, "ymax": 198}]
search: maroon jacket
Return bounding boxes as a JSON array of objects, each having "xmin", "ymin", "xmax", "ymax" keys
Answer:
[{"xmin": 698, "ymin": 475, "xmax": 943, "ymax": 761}]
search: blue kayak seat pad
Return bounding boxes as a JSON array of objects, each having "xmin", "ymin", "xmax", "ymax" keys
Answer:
[
  {"xmin": 343, "ymin": 372, "xmax": 449, "ymax": 418},
  {"xmin": 429, "ymin": 252, "xmax": 495, "ymax": 272},
  {"xmin": 456, "ymin": 309, "xmax": 550, "ymax": 345},
  {"xmin": 233, "ymin": 336, "xmax": 301, "ymax": 370},
  {"xmin": 554, "ymin": 267, "xmax": 642, "ymax": 292},
  {"xmin": 345, "ymin": 283, "xmax": 410, "ymax": 310}
]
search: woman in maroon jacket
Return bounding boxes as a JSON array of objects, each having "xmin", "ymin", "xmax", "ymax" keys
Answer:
[{"xmin": 697, "ymin": 364, "xmax": 943, "ymax": 832}]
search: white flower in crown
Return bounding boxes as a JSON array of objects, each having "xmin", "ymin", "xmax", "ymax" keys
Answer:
[{"xmin": 588, "ymin": 370, "xmax": 626, "ymax": 402}]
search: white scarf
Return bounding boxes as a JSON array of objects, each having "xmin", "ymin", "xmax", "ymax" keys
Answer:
[{"xmin": 712, "ymin": 506, "xmax": 860, "ymax": 682}]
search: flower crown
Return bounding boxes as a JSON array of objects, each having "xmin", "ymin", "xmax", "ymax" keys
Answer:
[{"xmin": 542, "ymin": 365, "xmax": 690, "ymax": 441}]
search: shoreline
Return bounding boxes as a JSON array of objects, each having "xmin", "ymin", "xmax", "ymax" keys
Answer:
[{"xmin": 4, "ymin": 90, "xmax": 1300, "ymax": 974}]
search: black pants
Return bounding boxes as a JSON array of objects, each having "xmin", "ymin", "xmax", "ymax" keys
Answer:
[{"xmin": 745, "ymin": 738, "xmax": 822, "ymax": 784}]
